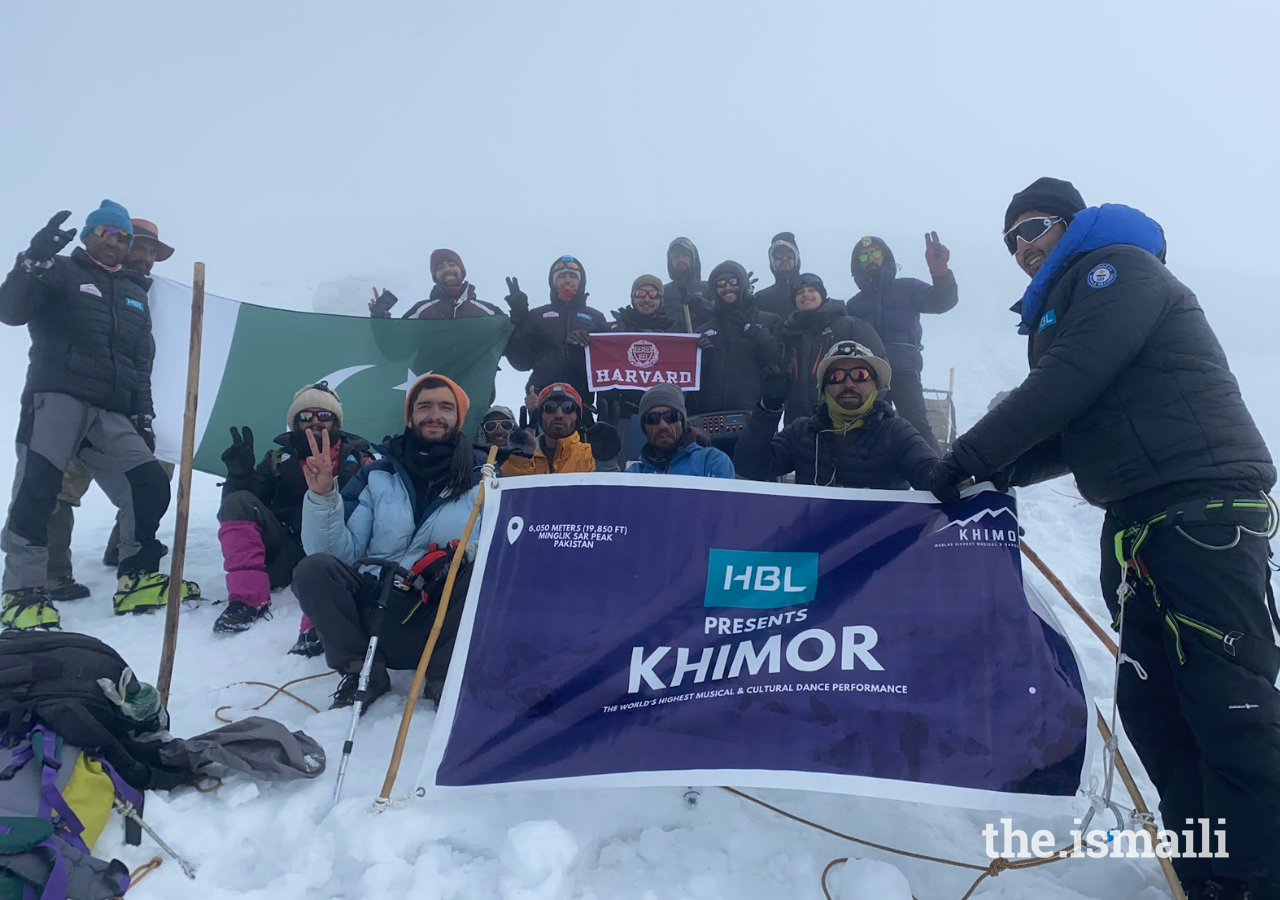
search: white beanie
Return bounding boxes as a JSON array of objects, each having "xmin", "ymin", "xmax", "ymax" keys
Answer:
[{"xmin": 286, "ymin": 381, "xmax": 343, "ymax": 430}]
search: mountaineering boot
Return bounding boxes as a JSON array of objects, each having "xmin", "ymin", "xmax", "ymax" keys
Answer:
[
  {"xmin": 288, "ymin": 627, "xmax": 324, "ymax": 658},
  {"xmin": 113, "ymin": 571, "xmax": 201, "ymax": 615},
  {"xmin": 213, "ymin": 600, "xmax": 272, "ymax": 634},
  {"xmin": 329, "ymin": 662, "xmax": 391, "ymax": 712},
  {"xmin": 1, "ymin": 588, "xmax": 60, "ymax": 631},
  {"xmin": 45, "ymin": 575, "xmax": 91, "ymax": 602}
]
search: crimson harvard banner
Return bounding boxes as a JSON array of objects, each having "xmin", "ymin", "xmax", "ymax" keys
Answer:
[{"xmin": 585, "ymin": 332, "xmax": 702, "ymax": 392}]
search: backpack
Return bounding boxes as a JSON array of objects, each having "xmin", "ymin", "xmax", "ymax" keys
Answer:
[{"xmin": 0, "ymin": 726, "xmax": 137, "ymax": 900}]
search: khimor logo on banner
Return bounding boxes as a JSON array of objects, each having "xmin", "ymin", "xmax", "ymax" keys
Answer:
[
  {"xmin": 418, "ymin": 477, "xmax": 1095, "ymax": 815},
  {"xmin": 585, "ymin": 332, "xmax": 703, "ymax": 392}
]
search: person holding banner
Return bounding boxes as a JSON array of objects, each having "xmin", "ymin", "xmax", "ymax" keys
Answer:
[
  {"xmin": 0, "ymin": 202, "xmax": 181, "ymax": 630},
  {"xmin": 929, "ymin": 178, "xmax": 1279, "ymax": 898},
  {"xmin": 501, "ymin": 384, "xmax": 620, "ymax": 477},
  {"xmin": 736, "ymin": 341, "xmax": 937, "ymax": 489},
  {"xmin": 689, "ymin": 261, "xmax": 783, "ymax": 456},
  {"xmin": 602, "ymin": 274, "xmax": 683, "ymax": 421},
  {"xmin": 503, "ymin": 256, "xmax": 609, "ymax": 415},
  {"xmin": 778, "ymin": 273, "xmax": 886, "ymax": 424},
  {"xmin": 292, "ymin": 374, "xmax": 488, "ymax": 709},
  {"xmin": 624, "ymin": 385, "xmax": 733, "ymax": 478}
]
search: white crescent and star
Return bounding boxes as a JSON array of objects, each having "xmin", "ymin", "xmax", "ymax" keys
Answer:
[{"xmin": 314, "ymin": 365, "xmax": 433, "ymax": 393}]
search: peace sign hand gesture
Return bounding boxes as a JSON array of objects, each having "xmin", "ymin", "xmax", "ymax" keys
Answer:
[
  {"xmin": 924, "ymin": 231, "xmax": 950, "ymax": 277},
  {"xmin": 303, "ymin": 428, "xmax": 335, "ymax": 495}
]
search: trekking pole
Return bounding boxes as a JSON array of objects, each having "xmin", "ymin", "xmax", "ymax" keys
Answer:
[
  {"xmin": 113, "ymin": 798, "xmax": 196, "ymax": 879},
  {"xmin": 332, "ymin": 557, "xmax": 407, "ymax": 804},
  {"xmin": 156, "ymin": 262, "xmax": 205, "ymax": 706},
  {"xmin": 374, "ymin": 445, "xmax": 499, "ymax": 809}
]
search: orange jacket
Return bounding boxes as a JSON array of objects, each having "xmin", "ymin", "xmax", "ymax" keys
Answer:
[{"xmin": 501, "ymin": 431, "xmax": 597, "ymax": 477}]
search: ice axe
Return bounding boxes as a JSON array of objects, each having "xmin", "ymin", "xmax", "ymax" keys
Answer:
[{"xmin": 331, "ymin": 555, "xmax": 417, "ymax": 804}]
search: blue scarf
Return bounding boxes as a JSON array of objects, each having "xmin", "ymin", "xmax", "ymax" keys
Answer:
[{"xmin": 1016, "ymin": 204, "xmax": 1166, "ymax": 335}]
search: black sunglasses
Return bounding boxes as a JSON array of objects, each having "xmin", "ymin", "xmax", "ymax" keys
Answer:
[
  {"xmin": 482, "ymin": 419, "xmax": 515, "ymax": 434},
  {"xmin": 641, "ymin": 409, "xmax": 683, "ymax": 427},
  {"xmin": 541, "ymin": 400, "xmax": 579, "ymax": 415},
  {"xmin": 295, "ymin": 409, "xmax": 337, "ymax": 423},
  {"xmin": 1003, "ymin": 216, "xmax": 1062, "ymax": 255}
]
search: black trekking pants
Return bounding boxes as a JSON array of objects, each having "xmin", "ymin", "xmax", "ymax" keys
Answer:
[
  {"xmin": 291, "ymin": 553, "xmax": 471, "ymax": 686},
  {"xmin": 885, "ymin": 369, "xmax": 939, "ymax": 453},
  {"xmin": 1101, "ymin": 513, "xmax": 1280, "ymax": 886}
]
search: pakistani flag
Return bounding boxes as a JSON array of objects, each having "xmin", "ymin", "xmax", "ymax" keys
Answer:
[{"xmin": 148, "ymin": 276, "xmax": 512, "ymax": 474}]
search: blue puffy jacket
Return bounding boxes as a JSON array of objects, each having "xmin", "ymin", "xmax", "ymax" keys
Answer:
[
  {"xmin": 301, "ymin": 441, "xmax": 487, "ymax": 573},
  {"xmin": 625, "ymin": 434, "xmax": 735, "ymax": 478}
]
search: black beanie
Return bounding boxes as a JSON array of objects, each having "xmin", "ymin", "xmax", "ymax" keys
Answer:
[{"xmin": 1004, "ymin": 177, "xmax": 1087, "ymax": 232}]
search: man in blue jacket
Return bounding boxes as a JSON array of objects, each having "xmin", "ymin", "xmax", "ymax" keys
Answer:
[
  {"xmin": 928, "ymin": 177, "xmax": 1278, "ymax": 899},
  {"xmin": 625, "ymin": 385, "xmax": 734, "ymax": 478},
  {"xmin": 292, "ymin": 374, "xmax": 488, "ymax": 710}
]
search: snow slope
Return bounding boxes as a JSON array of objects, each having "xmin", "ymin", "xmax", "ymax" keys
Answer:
[{"xmin": 1, "ymin": 292, "xmax": 1275, "ymax": 900}]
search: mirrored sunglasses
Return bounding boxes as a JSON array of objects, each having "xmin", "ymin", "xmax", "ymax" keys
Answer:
[
  {"xmin": 1003, "ymin": 216, "xmax": 1062, "ymax": 254},
  {"xmin": 714, "ymin": 277, "xmax": 740, "ymax": 288},
  {"xmin": 857, "ymin": 250, "xmax": 883, "ymax": 264},
  {"xmin": 824, "ymin": 367, "xmax": 874, "ymax": 386},
  {"xmin": 295, "ymin": 409, "xmax": 337, "ymax": 423},
  {"xmin": 632, "ymin": 288, "xmax": 661, "ymax": 300},
  {"xmin": 91, "ymin": 225, "xmax": 131, "ymax": 239}
]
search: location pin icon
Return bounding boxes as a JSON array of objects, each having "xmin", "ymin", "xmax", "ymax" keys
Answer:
[{"xmin": 506, "ymin": 516, "xmax": 524, "ymax": 545}]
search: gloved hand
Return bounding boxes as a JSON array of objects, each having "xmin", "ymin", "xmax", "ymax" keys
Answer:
[
  {"xmin": 368, "ymin": 288, "xmax": 399, "ymax": 318},
  {"xmin": 567, "ymin": 330, "xmax": 591, "ymax": 347},
  {"xmin": 508, "ymin": 427, "xmax": 538, "ymax": 457},
  {"xmin": 409, "ymin": 542, "xmax": 450, "ymax": 599},
  {"xmin": 698, "ymin": 330, "xmax": 717, "ymax": 350},
  {"xmin": 925, "ymin": 231, "xmax": 950, "ymax": 277},
  {"xmin": 24, "ymin": 211, "xmax": 77, "ymax": 266},
  {"xmin": 133, "ymin": 414, "xmax": 157, "ymax": 453},
  {"xmin": 925, "ymin": 455, "xmax": 968, "ymax": 504},
  {"xmin": 505, "ymin": 277, "xmax": 529, "ymax": 319},
  {"xmin": 586, "ymin": 421, "xmax": 622, "ymax": 461},
  {"xmin": 760, "ymin": 352, "xmax": 795, "ymax": 412},
  {"xmin": 221, "ymin": 426, "xmax": 256, "ymax": 479}
]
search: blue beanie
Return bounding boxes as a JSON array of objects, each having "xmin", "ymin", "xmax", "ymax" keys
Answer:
[{"xmin": 83, "ymin": 200, "xmax": 134, "ymax": 240}]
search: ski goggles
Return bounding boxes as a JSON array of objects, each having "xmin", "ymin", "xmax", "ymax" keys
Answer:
[
  {"xmin": 541, "ymin": 399, "xmax": 579, "ymax": 415},
  {"xmin": 641, "ymin": 409, "xmax": 683, "ymax": 427},
  {"xmin": 1003, "ymin": 216, "xmax": 1062, "ymax": 254},
  {"xmin": 90, "ymin": 224, "xmax": 132, "ymax": 239},
  {"xmin": 482, "ymin": 419, "xmax": 515, "ymax": 434},
  {"xmin": 714, "ymin": 276, "xmax": 740, "ymax": 288},
  {"xmin": 824, "ymin": 367, "xmax": 874, "ymax": 386},
  {"xmin": 295, "ymin": 409, "xmax": 337, "ymax": 423},
  {"xmin": 857, "ymin": 249, "xmax": 883, "ymax": 264},
  {"xmin": 551, "ymin": 257, "xmax": 582, "ymax": 273},
  {"xmin": 632, "ymin": 288, "xmax": 661, "ymax": 300}
]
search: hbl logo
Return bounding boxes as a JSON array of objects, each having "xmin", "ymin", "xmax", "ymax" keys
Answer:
[{"xmin": 703, "ymin": 550, "xmax": 818, "ymax": 609}]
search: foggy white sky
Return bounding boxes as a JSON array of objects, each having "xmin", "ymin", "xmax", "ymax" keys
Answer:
[{"xmin": 2, "ymin": 0, "xmax": 1278, "ymax": 358}]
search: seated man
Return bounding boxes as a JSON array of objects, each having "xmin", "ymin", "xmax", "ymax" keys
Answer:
[
  {"xmin": 476, "ymin": 404, "xmax": 516, "ymax": 449},
  {"xmin": 735, "ymin": 341, "xmax": 938, "ymax": 489},
  {"xmin": 625, "ymin": 385, "xmax": 734, "ymax": 478},
  {"xmin": 214, "ymin": 382, "xmax": 375, "ymax": 652},
  {"xmin": 501, "ymin": 383, "xmax": 620, "ymax": 476},
  {"xmin": 292, "ymin": 374, "xmax": 487, "ymax": 709}
]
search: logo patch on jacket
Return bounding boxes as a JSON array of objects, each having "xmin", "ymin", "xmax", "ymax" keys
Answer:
[
  {"xmin": 79, "ymin": 284, "xmax": 102, "ymax": 298},
  {"xmin": 125, "ymin": 298, "xmax": 146, "ymax": 312},
  {"xmin": 576, "ymin": 312, "xmax": 594, "ymax": 321},
  {"xmin": 1086, "ymin": 263, "xmax": 1117, "ymax": 289},
  {"xmin": 543, "ymin": 311, "xmax": 560, "ymax": 318},
  {"xmin": 1037, "ymin": 310, "xmax": 1057, "ymax": 333}
]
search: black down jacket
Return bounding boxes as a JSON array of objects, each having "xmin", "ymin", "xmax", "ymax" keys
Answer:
[
  {"xmin": 504, "ymin": 259, "xmax": 610, "ymax": 400},
  {"xmin": 735, "ymin": 400, "xmax": 938, "ymax": 489},
  {"xmin": 691, "ymin": 261, "xmax": 783, "ymax": 414},
  {"xmin": 845, "ymin": 237, "xmax": 957, "ymax": 374},
  {"xmin": 0, "ymin": 248, "xmax": 156, "ymax": 417},
  {"xmin": 222, "ymin": 430, "xmax": 376, "ymax": 535},
  {"xmin": 661, "ymin": 237, "xmax": 712, "ymax": 327},
  {"xmin": 951, "ymin": 240, "xmax": 1275, "ymax": 510},
  {"xmin": 778, "ymin": 300, "xmax": 886, "ymax": 424}
]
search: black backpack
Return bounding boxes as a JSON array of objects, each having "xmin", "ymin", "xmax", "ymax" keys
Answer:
[{"xmin": 0, "ymin": 631, "xmax": 179, "ymax": 791}]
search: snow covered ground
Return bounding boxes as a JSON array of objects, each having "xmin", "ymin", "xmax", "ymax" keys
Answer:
[{"xmin": 1, "ymin": 296, "xmax": 1276, "ymax": 900}]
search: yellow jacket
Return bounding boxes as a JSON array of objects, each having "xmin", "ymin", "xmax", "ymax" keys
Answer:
[{"xmin": 501, "ymin": 431, "xmax": 596, "ymax": 477}]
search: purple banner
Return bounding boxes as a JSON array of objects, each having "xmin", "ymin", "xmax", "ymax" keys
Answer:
[{"xmin": 419, "ymin": 477, "xmax": 1092, "ymax": 812}]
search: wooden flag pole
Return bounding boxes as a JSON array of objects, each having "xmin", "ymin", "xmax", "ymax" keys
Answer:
[{"xmin": 156, "ymin": 262, "xmax": 206, "ymax": 706}]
